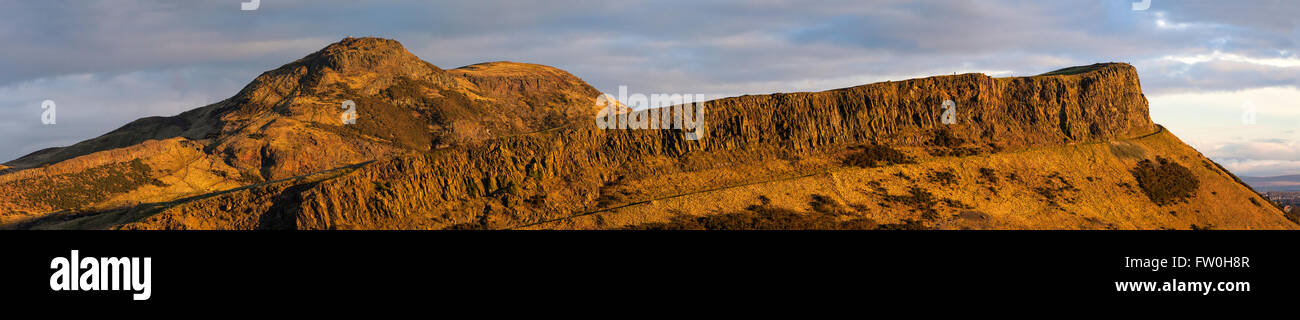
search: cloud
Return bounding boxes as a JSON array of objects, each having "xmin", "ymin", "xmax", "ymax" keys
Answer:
[
  {"xmin": 0, "ymin": 68, "xmax": 249, "ymax": 161},
  {"xmin": 1162, "ymin": 51, "xmax": 1300, "ymax": 68},
  {"xmin": 1204, "ymin": 139, "xmax": 1300, "ymax": 163},
  {"xmin": 1145, "ymin": 86, "xmax": 1300, "ymax": 177},
  {"xmin": 1137, "ymin": 54, "xmax": 1300, "ymax": 94},
  {"xmin": 1152, "ymin": 0, "xmax": 1299, "ymax": 34},
  {"xmin": 0, "ymin": 0, "xmax": 1297, "ymax": 175},
  {"xmin": 1215, "ymin": 159, "xmax": 1300, "ymax": 178}
]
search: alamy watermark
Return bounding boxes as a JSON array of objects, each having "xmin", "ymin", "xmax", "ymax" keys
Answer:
[
  {"xmin": 49, "ymin": 250, "xmax": 151, "ymax": 301},
  {"xmin": 241, "ymin": 0, "xmax": 260, "ymax": 11},
  {"xmin": 1241, "ymin": 100, "xmax": 1257, "ymax": 125},
  {"xmin": 941, "ymin": 99, "xmax": 957, "ymax": 125},
  {"xmin": 341, "ymin": 100, "xmax": 357, "ymax": 125},
  {"xmin": 1132, "ymin": 0, "xmax": 1151, "ymax": 11},
  {"xmin": 42, "ymin": 99, "xmax": 56, "ymax": 125},
  {"xmin": 595, "ymin": 86, "xmax": 706, "ymax": 140}
]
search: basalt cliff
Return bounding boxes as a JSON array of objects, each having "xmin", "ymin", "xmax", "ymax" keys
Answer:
[{"xmin": 3, "ymin": 37, "xmax": 1295, "ymax": 230}]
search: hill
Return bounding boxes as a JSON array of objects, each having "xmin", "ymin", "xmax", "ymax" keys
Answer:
[
  {"xmin": 2, "ymin": 38, "xmax": 1294, "ymax": 230},
  {"xmin": 0, "ymin": 37, "xmax": 599, "ymax": 224}
]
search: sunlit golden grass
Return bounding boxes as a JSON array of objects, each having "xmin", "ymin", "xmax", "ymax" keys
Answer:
[{"xmin": 528, "ymin": 128, "xmax": 1296, "ymax": 230}]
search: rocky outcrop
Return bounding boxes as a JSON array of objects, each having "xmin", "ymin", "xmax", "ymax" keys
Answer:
[{"xmin": 696, "ymin": 63, "xmax": 1152, "ymax": 152}]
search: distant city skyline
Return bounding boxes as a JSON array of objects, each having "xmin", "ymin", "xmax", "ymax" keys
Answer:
[{"xmin": 2, "ymin": 0, "xmax": 1297, "ymax": 176}]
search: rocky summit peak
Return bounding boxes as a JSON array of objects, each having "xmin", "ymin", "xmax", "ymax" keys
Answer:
[
  {"xmin": 227, "ymin": 37, "xmax": 453, "ymax": 108},
  {"xmin": 296, "ymin": 36, "xmax": 439, "ymax": 74}
]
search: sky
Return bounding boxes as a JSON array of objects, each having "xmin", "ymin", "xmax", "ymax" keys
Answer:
[{"xmin": 0, "ymin": 0, "xmax": 1297, "ymax": 176}]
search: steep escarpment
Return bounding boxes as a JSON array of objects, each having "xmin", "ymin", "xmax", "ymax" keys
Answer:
[{"xmin": 694, "ymin": 63, "xmax": 1153, "ymax": 152}]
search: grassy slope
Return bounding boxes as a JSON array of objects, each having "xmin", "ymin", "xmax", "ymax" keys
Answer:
[
  {"xmin": 11, "ymin": 161, "xmax": 368, "ymax": 230},
  {"xmin": 524, "ymin": 127, "xmax": 1296, "ymax": 230},
  {"xmin": 1037, "ymin": 63, "xmax": 1113, "ymax": 76}
]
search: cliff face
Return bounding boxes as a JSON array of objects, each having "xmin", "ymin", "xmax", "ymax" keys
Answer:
[{"xmin": 686, "ymin": 63, "xmax": 1153, "ymax": 152}]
